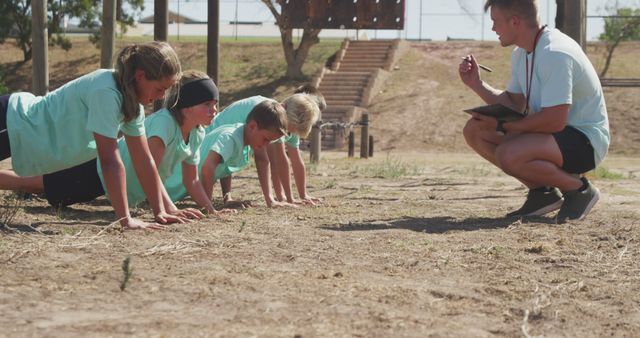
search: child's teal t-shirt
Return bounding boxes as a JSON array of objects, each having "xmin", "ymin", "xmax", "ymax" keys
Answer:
[
  {"xmin": 205, "ymin": 95, "xmax": 271, "ymax": 133},
  {"xmin": 165, "ymin": 123, "xmax": 251, "ymax": 202},
  {"xmin": 6, "ymin": 69, "xmax": 145, "ymax": 176},
  {"xmin": 207, "ymin": 95, "xmax": 299, "ymax": 148},
  {"xmin": 96, "ymin": 108, "xmax": 205, "ymax": 207},
  {"xmin": 274, "ymin": 133, "xmax": 300, "ymax": 149}
]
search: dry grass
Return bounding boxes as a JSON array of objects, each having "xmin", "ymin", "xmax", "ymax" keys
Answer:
[{"xmin": 0, "ymin": 39, "xmax": 639, "ymax": 336}]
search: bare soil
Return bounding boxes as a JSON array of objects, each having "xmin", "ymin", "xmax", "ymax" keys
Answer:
[{"xmin": 1, "ymin": 40, "xmax": 639, "ymax": 337}]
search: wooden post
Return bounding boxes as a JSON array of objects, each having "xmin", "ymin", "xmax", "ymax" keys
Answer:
[
  {"xmin": 31, "ymin": 0, "xmax": 48, "ymax": 95},
  {"xmin": 207, "ymin": 0, "xmax": 220, "ymax": 84},
  {"xmin": 309, "ymin": 123, "xmax": 321, "ymax": 163},
  {"xmin": 559, "ymin": 0, "xmax": 586, "ymax": 50},
  {"xmin": 360, "ymin": 113, "xmax": 369, "ymax": 159},
  {"xmin": 348, "ymin": 130, "xmax": 355, "ymax": 158},
  {"xmin": 100, "ymin": 0, "xmax": 116, "ymax": 69},
  {"xmin": 154, "ymin": 0, "xmax": 168, "ymax": 41},
  {"xmin": 368, "ymin": 135, "xmax": 374, "ymax": 157}
]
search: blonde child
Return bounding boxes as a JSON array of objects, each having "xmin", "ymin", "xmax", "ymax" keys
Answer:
[
  {"xmin": 268, "ymin": 85, "xmax": 326, "ymax": 205},
  {"xmin": 205, "ymin": 93, "xmax": 320, "ymax": 207}
]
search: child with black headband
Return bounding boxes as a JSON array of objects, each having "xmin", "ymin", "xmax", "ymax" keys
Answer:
[{"xmin": 1, "ymin": 70, "xmax": 230, "ymax": 223}]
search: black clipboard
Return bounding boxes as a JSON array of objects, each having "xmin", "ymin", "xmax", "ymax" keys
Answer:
[{"xmin": 464, "ymin": 103, "xmax": 525, "ymax": 122}]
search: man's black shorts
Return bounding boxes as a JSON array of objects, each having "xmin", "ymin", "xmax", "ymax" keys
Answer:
[
  {"xmin": 43, "ymin": 159, "xmax": 105, "ymax": 207},
  {"xmin": 553, "ymin": 126, "xmax": 596, "ymax": 174}
]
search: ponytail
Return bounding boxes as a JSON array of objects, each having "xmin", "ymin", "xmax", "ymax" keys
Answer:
[{"xmin": 114, "ymin": 41, "xmax": 182, "ymax": 122}]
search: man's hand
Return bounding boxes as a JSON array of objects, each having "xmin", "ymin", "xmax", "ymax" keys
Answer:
[
  {"xmin": 459, "ymin": 54, "xmax": 482, "ymax": 88},
  {"xmin": 470, "ymin": 112, "xmax": 499, "ymax": 130}
]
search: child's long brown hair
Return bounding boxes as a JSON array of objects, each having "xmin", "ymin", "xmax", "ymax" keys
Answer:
[{"xmin": 114, "ymin": 41, "xmax": 181, "ymax": 122}]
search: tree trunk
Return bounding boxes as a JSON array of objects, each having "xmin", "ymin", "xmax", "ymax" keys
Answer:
[
  {"xmin": 600, "ymin": 38, "xmax": 622, "ymax": 79},
  {"xmin": 262, "ymin": 0, "xmax": 321, "ymax": 79},
  {"xmin": 280, "ymin": 28, "xmax": 321, "ymax": 79},
  {"xmin": 600, "ymin": 23, "xmax": 634, "ymax": 78}
]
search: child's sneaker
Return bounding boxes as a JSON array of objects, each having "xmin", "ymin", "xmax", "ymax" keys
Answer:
[
  {"xmin": 556, "ymin": 178, "xmax": 600, "ymax": 224},
  {"xmin": 506, "ymin": 187, "xmax": 563, "ymax": 217}
]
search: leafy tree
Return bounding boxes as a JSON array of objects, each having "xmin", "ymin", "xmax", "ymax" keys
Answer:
[
  {"xmin": 598, "ymin": 7, "xmax": 640, "ymax": 78},
  {"xmin": 0, "ymin": 0, "xmax": 144, "ymax": 62},
  {"xmin": 260, "ymin": 0, "xmax": 322, "ymax": 79}
]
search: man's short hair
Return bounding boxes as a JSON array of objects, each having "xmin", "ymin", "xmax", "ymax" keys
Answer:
[
  {"xmin": 246, "ymin": 100, "xmax": 288, "ymax": 136},
  {"xmin": 484, "ymin": 0, "xmax": 539, "ymax": 25}
]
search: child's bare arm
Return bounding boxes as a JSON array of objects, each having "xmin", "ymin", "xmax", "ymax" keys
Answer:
[
  {"xmin": 148, "ymin": 137, "xmax": 202, "ymax": 220},
  {"xmin": 288, "ymin": 145, "xmax": 320, "ymax": 204},
  {"xmin": 182, "ymin": 162, "xmax": 217, "ymax": 214},
  {"xmin": 254, "ymin": 147, "xmax": 275, "ymax": 207},
  {"xmin": 201, "ymin": 150, "xmax": 222, "ymax": 203},
  {"xmin": 268, "ymin": 142, "xmax": 294, "ymax": 203}
]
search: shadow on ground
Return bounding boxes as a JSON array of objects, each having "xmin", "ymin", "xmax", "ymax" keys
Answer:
[{"xmin": 321, "ymin": 215, "xmax": 556, "ymax": 234}]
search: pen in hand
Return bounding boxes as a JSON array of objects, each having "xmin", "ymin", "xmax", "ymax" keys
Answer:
[{"xmin": 461, "ymin": 57, "xmax": 493, "ymax": 72}]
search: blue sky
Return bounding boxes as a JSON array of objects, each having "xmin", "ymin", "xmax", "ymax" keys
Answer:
[{"xmin": 135, "ymin": 0, "xmax": 640, "ymax": 41}]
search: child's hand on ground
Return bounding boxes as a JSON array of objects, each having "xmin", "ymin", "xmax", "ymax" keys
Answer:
[
  {"xmin": 300, "ymin": 194, "xmax": 322, "ymax": 206},
  {"xmin": 154, "ymin": 211, "xmax": 188, "ymax": 224},
  {"xmin": 122, "ymin": 217, "xmax": 167, "ymax": 231},
  {"xmin": 270, "ymin": 200, "xmax": 300, "ymax": 208},
  {"xmin": 171, "ymin": 207, "xmax": 204, "ymax": 220},
  {"xmin": 206, "ymin": 207, "xmax": 237, "ymax": 216}
]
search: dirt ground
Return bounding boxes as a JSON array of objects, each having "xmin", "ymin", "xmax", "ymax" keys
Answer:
[{"xmin": 1, "ymin": 41, "xmax": 639, "ymax": 337}]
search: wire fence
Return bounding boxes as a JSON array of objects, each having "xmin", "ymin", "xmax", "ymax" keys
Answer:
[{"xmin": 129, "ymin": 0, "xmax": 637, "ymax": 41}]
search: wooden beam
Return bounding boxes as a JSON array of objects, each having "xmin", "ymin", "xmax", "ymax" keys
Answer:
[
  {"xmin": 31, "ymin": 0, "xmax": 48, "ymax": 95},
  {"xmin": 101, "ymin": 0, "xmax": 117, "ymax": 69},
  {"xmin": 207, "ymin": 0, "xmax": 220, "ymax": 84},
  {"xmin": 154, "ymin": 0, "xmax": 168, "ymax": 41},
  {"xmin": 558, "ymin": 0, "xmax": 586, "ymax": 50}
]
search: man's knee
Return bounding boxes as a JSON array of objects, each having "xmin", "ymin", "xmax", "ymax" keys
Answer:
[
  {"xmin": 462, "ymin": 118, "xmax": 479, "ymax": 146},
  {"xmin": 495, "ymin": 143, "xmax": 519, "ymax": 175}
]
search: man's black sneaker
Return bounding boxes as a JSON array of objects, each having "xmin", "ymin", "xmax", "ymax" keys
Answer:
[
  {"xmin": 556, "ymin": 178, "xmax": 600, "ymax": 224},
  {"xmin": 506, "ymin": 187, "xmax": 564, "ymax": 217}
]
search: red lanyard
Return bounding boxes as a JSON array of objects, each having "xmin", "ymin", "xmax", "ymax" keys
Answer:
[{"xmin": 524, "ymin": 25, "xmax": 547, "ymax": 115}]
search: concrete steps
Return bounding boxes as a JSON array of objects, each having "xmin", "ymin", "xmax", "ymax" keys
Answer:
[{"xmin": 314, "ymin": 39, "xmax": 404, "ymax": 149}]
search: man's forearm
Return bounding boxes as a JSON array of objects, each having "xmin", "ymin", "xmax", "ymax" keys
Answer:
[{"xmin": 471, "ymin": 81, "xmax": 523, "ymax": 112}]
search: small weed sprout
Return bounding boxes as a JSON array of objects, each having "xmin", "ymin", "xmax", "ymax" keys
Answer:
[
  {"xmin": 120, "ymin": 256, "xmax": 133, "ymax": 292},
  {"xmin": 239, "ymin": 220, "xmax": 246, "ymax": 233},
  {"xmin": 0, "ymin": 193, "xmax": 23, "ymax": 230}
]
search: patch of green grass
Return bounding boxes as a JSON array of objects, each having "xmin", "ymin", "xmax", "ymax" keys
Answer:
[
  {"xmin": 62, "ymin": 227, "xmax": 76, "ymax": 235},
  {"xmin": 357, "ymin": 154, "xmax": 423, "ymax": 178},
  {"xmin": 487, "ymin": 245, "xmax": 509, "ymax": 257},
  {"xmin": 591, "ymin": 166, "xmax": 625, "ymax": 180},
  {"xmin": 324, "ymin": 179, "xmax": 337, "ymax": 189}
]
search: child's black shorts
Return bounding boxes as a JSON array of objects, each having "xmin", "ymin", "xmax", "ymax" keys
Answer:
[
  {"xmin": 43, "ymin": 159, "xmax": 105, "ymax": 207},
  {"xmin": 0, "ymin": 94, "xmax": 11, "ymax": 160},
  {"xmin": 552, "ymin": 126, "xmax": 596, "ymax": 174}
]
